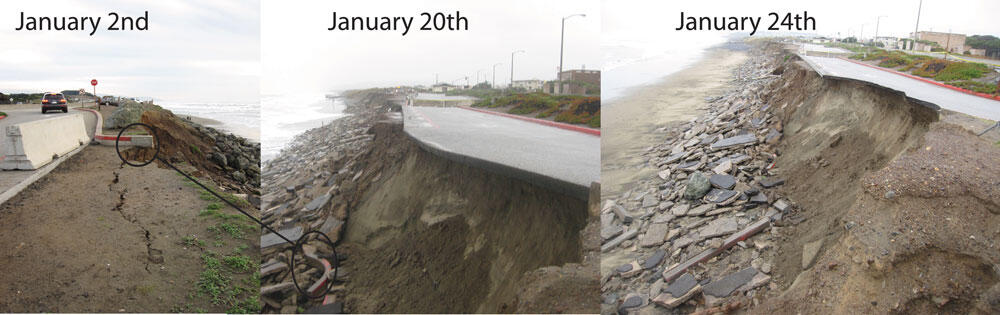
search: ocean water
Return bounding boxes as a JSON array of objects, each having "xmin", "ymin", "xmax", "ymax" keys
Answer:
[
  {"xmin": 602, "ymin": 33, "xmax": 728, "ymax": 103},
  {"xmin": 159, "ymin": 101, "xmax": 261, "ymax": 142},
  {"xmin": 260, "ymin": 93, "xmax": 347, "ymax": 161}
]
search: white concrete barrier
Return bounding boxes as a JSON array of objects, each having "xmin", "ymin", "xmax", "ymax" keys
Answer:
[{"xmin": 2, "ymin": 115, "xmax": 89, "ymax": 170}]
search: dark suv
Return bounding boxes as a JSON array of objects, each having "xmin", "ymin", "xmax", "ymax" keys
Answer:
[{"xmin": 41, "ymin": 93, "xmax": 68, "ymax": 113}]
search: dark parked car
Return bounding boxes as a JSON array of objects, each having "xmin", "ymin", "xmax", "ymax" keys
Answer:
[
  {"xmin": 100, "ymin": 95, "xmax": 119, "ymax": 106},
  {"xmin": 41, "ymin": 93, "xmax": 68, "ymax": 113}
]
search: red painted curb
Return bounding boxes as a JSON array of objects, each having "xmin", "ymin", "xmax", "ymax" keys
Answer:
[
  {"xmin": 838, "ymin": 57, "xmax": 1000, "ymax": 101},
  {"xmin": 0, "ymin": 114, "xmax": 6, "ymax": 120},
  {"xmin": 73, "ymin": 107, "xmax": 127, "ymax": 141},
  {"xmin": 458, "ymin": 106, "xmax": 601, "ymax": 136}
]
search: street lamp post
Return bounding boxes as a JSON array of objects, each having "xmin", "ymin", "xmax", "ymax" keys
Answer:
[
  {"xmin": 476, "ymin": 69, "xmax": 485, "ymax": 87},
  {"xmin": 492, "ymin": 63, "xmax": 502, "ymax": 89},
  {"xmin": 510, "ymin": 50, "xmax": 524, "ymax": 89},
  {"xmin": 559, "ymin": 13, "xmax": 586, "ymax": 94}
]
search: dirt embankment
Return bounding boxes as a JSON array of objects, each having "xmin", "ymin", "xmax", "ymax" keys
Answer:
[
  {"xmin": 139, "ymin": 109, "xmax": 261, "ymax": 196},
  {"xmin": 343, "ymin": 120, "xmax": 595, "ymax": 313},
  {"xmin": 754, "ymin": 46, "xmax": 1000, "ymax": 314},
  {"xmin": 260, "ymin": 89, "xmax": 597, "ymax": 313}
]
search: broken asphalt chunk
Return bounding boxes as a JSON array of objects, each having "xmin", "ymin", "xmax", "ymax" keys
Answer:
[
  {"xmin": 261, "ymin": 226, "xmax": 303, "ymax": 249},
  {"xmin": 703, "ymin": 188, "xmax": 739, "ymax": 204},
  {"xmin": 709, "ymin": 174, "xmax": 736, "ymax": 190},
  {"xmin": 759, "ymin": 177, "xmax": 785, "ymax": 188},
  {"xmin": 703, "ymin": 267, "xmax": 758, "ymax": 298},
  {"xmin": 710, "ymin": 134, "xmax": 757, "ymax": 151}
]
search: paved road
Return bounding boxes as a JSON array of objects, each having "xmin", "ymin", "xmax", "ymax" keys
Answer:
[
  {"xmin": 402, "ymin": 106, "xmax": 599, "ymax": 200},
  {"xmin": 0, "ymin": 103, "xmax": 97, "ymax": 206},
  {"xmin": 0, "ymin": 104, "xmax": 96, "ymax": 138},
  {"xmin": 799, "ymin": 55, "xmax": 1000, "ymax": 122}
]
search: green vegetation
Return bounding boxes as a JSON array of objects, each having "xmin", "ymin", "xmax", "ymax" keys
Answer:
[
  {"xmin": 223, "ymin": 255, "xmax": 253, "ymax": 273},
  {"xmin": 848, "ymin": 48, "xmax": 997, "ymax": 94},
  {"xmin": 182, "ymin": 235, "xmax": 207, "ymax": 248},
  {"xmin": 189, "ymin": 144, "xmax": 201, "ymax": 155},
  {"xmin": 194, "ymin": 252, "xmax": 260, "ymax": 313},
  {"xmin": 207, "ymin": 221, "xmax": 254, "ymax": 240},
  {"xmin": 912, "ymin": 59, "xmax": 991, "ymax": 81},
  {"xmin": 0, "ymin": 112, "xmax": 6, "ymax": 117},
  {"xmin": 473, "ymin": 92, "xmax": 601, "ymax": 127},
  {"xmin": 949, "ymin": 80, "xmax": 997, "ymax": 94},
  {"xmin": 173, "ymin": 169, "xmax": 258, "ymax": 313},
  {"xmin": 179, "ymin": 172, "xmax": 250, "ymax": 208},
  {"xmin": 933, "ymin": 62, "xmax": 991, "ymax": 81}
]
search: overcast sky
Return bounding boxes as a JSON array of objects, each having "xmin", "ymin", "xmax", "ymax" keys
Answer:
[
  {"xmin": 605, "ymin": 0, "xmax": 1000, "ymax": 43},
  {"xmin": 0, "ymin": 0, "xmax": 259, "ymax": 104},
  {"xmin": 261, "ymin": 0, "xmax": 601, "ymax": 95}
]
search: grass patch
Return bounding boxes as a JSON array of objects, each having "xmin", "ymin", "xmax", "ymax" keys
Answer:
[
  {"xmin": 0, "ymin": 112, "xmax": 6, "ymax": 117},
  {"xmin": 182, "ymin": 235, "xmax": 206, "ymax": 248},
  {"xmin": 233, "ymin": 244, "xmax": 249, "ymax": 254},
  {"xmin": 190, "ymin": 144, "xmax": 202, "ymax": 155},
  {"xmin": 209, "ymin": 222, "xmax": 252, "ymax": 239},
  {"xmin": 223, "ymin": 255, "xmax": 253, "ymax": 273},
  {"xmin": 194, "ymin": 252, "xmax": 260, "ymax": 312},
  {"xmin": 474, "ymin": 92, "xmax": 601, "ymax": 127},
  {"xmin": 197, "ymin": 253, "xmax": 229, "ymax": 305},
  {"xmin": 934, "ymin": 62, "xmax": 991, "ymax": 81},
  {"xmin": 949, "ymin": 80, "xmax": 998, "ymax": 94}
]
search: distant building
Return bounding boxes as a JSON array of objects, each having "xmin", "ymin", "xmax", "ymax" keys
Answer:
[
  {"xmin": 912, "ymin": 31, "xmax": 967, "ymax": 53},
  {"xmin": 430, "ymin": 84, "xmax": 465, "ymax": 93},
  {"xmin": 511, "ymin": 79, "xmax": 543, "ymax": 91},
  {"xmin": 968, "ymin": 48, "xmax": 986, "ymax": 56},
  {"xmin": 544, "ymin": 69, "xmax": 600, "ymax": 95},
  {"xmin": 874, "ymin": 36, "xmax": 901, "ymax": 49}
]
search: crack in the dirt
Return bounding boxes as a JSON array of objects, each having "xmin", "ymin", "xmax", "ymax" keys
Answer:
[{"xmin": 108, "ymin": 168, "xmax": 162, "ymax": 274}]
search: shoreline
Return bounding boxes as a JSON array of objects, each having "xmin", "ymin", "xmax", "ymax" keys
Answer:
[
  {"xmin": 261, "ymin": 94, "xmax": 348, "ymax": 161},
  {"xmin": 601, "ymin": 47, "xmax": 747, "ymax": 199},
  {"xmin": 179, "ymin": 113, "xmax": 260, "ymax": 143}
]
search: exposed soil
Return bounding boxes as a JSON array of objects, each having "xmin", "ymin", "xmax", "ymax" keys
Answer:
[
  {"xmin": 341, "ymin": 135, "xmax": 596, "ymax": 313},
  {"xmin": 140, "ymin": 110, "xmax": 261, "ymax": 195},
  {"xmin": 0, "ymin": 146, "xmax": 259, "ymax": 312},
  {"xmin": 761, "ymin": 58, "xmax": 939, "ymax": 290},
  {"xmin": 747, "ymin": 45, "xmax": 1000, "ymax": 313}
]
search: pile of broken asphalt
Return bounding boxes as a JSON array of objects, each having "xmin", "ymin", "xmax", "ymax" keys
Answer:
[
  {"xmin": 601, "ymin": 51, "xmax": 809, "ymax": 314},
  {"xmin": 257, "ymin": 91, "xmax": 390, "ymax": 313}
]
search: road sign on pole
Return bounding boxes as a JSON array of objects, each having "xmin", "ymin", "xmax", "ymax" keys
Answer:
[{"xmin": 91, "ymin": 79, "xmax": 99, "ymax": 111}]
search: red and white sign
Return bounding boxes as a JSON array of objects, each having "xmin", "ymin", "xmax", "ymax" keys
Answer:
[{"xmin": 91, "ymin": 79, "xmax": 98, "ymax": 86}]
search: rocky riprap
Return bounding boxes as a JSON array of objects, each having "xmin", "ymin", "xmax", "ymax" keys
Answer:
[
  {"xmin": 257, "ymin": 90, "xmax": 392, "ymax": 313},
  {"xmin": 601, "ymin": 47, "xmax": 802, "ymax": 314},
  {"xmin": 186, "ymin": 120, "xmax": 262, "ymax": 190}
]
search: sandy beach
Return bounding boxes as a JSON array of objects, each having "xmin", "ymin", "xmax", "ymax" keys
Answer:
[{"xmin": 601, "ymin": 48, "xmax": 747, "ymax": 199}]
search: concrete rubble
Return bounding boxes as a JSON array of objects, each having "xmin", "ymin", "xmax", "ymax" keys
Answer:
[
  {"xmin": 601, "ymin": 50, "xmax": 804, "ymax": 314},
  {"xmin": 258, "ymin": 90, "xmax": 398, "ymax": 313}
]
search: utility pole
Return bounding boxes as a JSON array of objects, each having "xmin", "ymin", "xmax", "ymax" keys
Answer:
[
  {"xmin": 492, "ymin": 63, "xmax": 501, "ymax": 89},
  {"xmin": 874, "ymin": 16, "xmax": 887, "ymax": 48},
  {"xmin": 860, "ymin": 24, "xmax": 865, "ymax": 44},
  {"xmin": 435, "ymin": 73, "xmax": 438, "ymax": 85},
  {"xmin": 559, "ymin": 13, "xmax": 586, "ymax": 95},
  {"xmin": 912, "ymin": 0, "xmax": 923, "ymax": 50},
  {"xmin": 510, "ymin": 50, "xmax": 524, "ymax": 88},
  {"xmin": 476, "ymin": 69, "xmax": 485, "ymax": 87},
  {"xmin": 944, "ymin": 28, "xmax": 952, "ymax": 60}
]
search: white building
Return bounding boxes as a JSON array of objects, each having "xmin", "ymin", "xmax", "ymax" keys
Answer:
[{"xmin": 511, "ymin": 79, "xmax": 543, "ymax": 91}]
